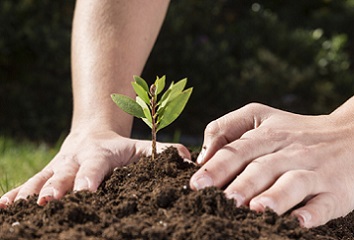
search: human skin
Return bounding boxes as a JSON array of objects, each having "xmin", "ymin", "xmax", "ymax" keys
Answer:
[
  {"xmin": 1, "ymin": 0, "xmax": 353, "ymax": 230},
  {"xmin": 190, "ymin": 96, "xmax": 354, "ymax": 228},
  {"xmin": 0, "ymin": 0, "xmax": 189, "ymax": 207}
]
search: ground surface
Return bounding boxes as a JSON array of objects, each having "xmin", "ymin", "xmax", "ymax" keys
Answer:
[{"xmin": 0, "ymin": 147, "xmax": 353, "ymax": 240}]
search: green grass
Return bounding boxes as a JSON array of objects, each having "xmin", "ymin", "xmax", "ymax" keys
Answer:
[
  {"xmin": 0, "ymin": 136, "xmax": 59, "ymax": 195},
  {"xmin": 0, "ymin": 133, "xmax": 200, "ymax": 196}
]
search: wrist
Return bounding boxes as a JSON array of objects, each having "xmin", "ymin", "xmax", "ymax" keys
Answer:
[{"xmin": 71, "ymin": 107, "xmax": 133, "ymax": 137}]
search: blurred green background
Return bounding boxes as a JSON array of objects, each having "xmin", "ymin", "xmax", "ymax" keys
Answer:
[{"xmin": 1, "ymin": 0, "xmax": 354, "ymax": 144}]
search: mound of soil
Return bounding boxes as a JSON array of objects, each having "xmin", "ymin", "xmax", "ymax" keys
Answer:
[{"xmin": 0, "ymin": 147, "xmax": 353, "ymax": 239}]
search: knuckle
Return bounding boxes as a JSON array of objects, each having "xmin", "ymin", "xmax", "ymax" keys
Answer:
[
  {"xmin": 251, "ymin": 156, "xmax": 278, "ymax": 171},
  {"xmin": 291, "ymin": 143, "xmax": 310, "ymax": 154},
  {"xmin": 301, "ymin": 194, "xmax": 339, "ymax": 227},
  {"xmin": 284, "ymin": 170, "xmax": 316, "ymax": 189},
  {"xmin": 237, "ymin": 176, "xmax": 258, "ymax": 194},
  {"xmin": 259, "ymin": 127, "xmax": 286, "ymax": 141},
  {"xmin": 321, "ymin": 194, "xmax": 339, "ymax": 218},
  {"xmin": 288, "ymin": 170, "xmax": 310, "ymax": 180},
  {"xmin": 204, "ymin": 120, "xmax": 221, "ymax": 137},
  {"xmin": 219, "ymin": 144, "xmax": 246, "ymax": 160},
  {"xmin": 51, "ymin": 153, "xmax": 77, "ymax": 167},
  {"xmin": 243, "ymin": 102, "xmax": 267, "ymax": 115},
  {"xmin": 241, "ymin": 127, "xmax": 288, "ymax": 148},
  {"xmin": 244, "ymin": 102, "xmax": 263, "ymax": 111},
  {"xmin": 24, "ymin": 170, "xmax": 53, "ymax": 186}
]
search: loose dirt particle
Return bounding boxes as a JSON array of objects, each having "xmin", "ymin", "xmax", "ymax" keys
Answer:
[{"xmin": 0, "ymin": 147, "xmax": 352, "ymax": 239}]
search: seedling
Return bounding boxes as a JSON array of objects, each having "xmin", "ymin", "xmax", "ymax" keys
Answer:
[{"xmin": 111, "ymin": 75, "xmax": 193, "ymax": 160}]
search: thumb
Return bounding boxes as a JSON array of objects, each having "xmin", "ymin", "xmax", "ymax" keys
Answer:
[
  {"xmin": 134, "ymin": 139, "xmax": 191, "ymax": 160},
  {"xmin": 157, "ymin": 142, "xmax": 191, "ymax": 160},
  {"xmin": 197, "ymin": 103, "xmax": 269, "ymax": 165}
]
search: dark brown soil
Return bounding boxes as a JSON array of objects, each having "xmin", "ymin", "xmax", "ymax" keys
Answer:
[{"xmin": 0, "ymin": 147, "xmax": 353, "ymax": 239}]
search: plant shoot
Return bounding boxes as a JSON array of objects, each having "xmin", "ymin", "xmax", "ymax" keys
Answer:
[{"xmin": 111, "ymin": 75, "xmax": 193, "ymax": 160}]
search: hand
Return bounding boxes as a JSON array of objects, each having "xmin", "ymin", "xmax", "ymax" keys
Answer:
[
  {"xmin": 190, "ymin": 102, "xmax": 354, "ymax": 228},
  {"xmin": 0, "ymin": 130, "xmax": 190, "ymax": 207}
]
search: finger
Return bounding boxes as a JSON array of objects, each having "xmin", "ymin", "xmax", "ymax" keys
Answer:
[
  {"xmin": 292, "ymin": 192, "xmax": 343, "ymax": 228},
  {"xmin": 37, "ymin": 162, "xmax": 79, "ymax": 206},
  {"xmin": 72, "ymin": 141, "xmax": 189, "ymax": 193},
  {"xmin": 197, "ymin": 103, "xmax": 271, "ymax": 164},
  {"xmin": 73, "ymin": 158, "xmax": 111, "ymax": 192},
  {"xmin": 190, "ymin": 134, "xmax": 281, "ymax": 191},
  {"xmin": 0, "ymin": 186, "xmax": 21, "ymax": 208},
  {"xmin": 14, "ymin": 169, "xmax": 53, "ymax": 202},
  {"xmin": 70, "ymin": 139, "xmax": 190, "ymax": 194},
  {"xmin": 157, "ymin": 142, "xmax": 191, "ymax": 160},
  {"xmin": 249, "ymin": 170, "xmax": 319, "ymax": 215},
  {"xmin": 224, "ymin": 152, "xmax": 287, "ymax": 207},
  {"xmin": 224, "ymin": 145, "xmax": 316, "ymax": 207},
  {"xmin": 136, "ymin": 140, "xmax": 191, "ymax": 160}
]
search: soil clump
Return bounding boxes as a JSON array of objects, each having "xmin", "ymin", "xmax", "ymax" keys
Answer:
[{"xmin": 1, "ymin": 147, "xmax": 353, "ymax": 239}]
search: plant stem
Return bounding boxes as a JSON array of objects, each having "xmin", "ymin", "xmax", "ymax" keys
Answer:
[{"xmin": 150, "ymin": 85, "xmax": 157, "ymax": 160}]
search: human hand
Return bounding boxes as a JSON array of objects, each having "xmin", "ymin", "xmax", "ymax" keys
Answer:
[
  {"xmin": 0, "ymin": 130, "xmax": 190, "ymax": 207},
  {"xmin": 189, "ymin": 103, "xmax": 354, "ymax": 228}
]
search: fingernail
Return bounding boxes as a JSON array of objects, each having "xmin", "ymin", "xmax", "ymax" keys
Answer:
[
  {"xmin": 225, "ymin": 192, "xmax": 245, "ymax": 207},
  {"xmin": 0, "ymin": 197, "xmax": 9, "ymax": 207},
  {"xmin": 14, "ymin": 195, "xmax": 28, "ymax": 202},
  {"xmin": 251, "ymin": 196, "xmax": 275, "ymax": 211},
  {"xmin": 40, "ymin": 187, "xmax": 55, "ymax": 198},
  {"xmin": 38, "ymin": 187, "xmax": 59, "ymax": 206},
  {"xmin": 74, "ymin": 177, "xmax": 91, "ymax": 191},
  {"xmin": 197, "ymin": 147, "xmax": 206, "ymax": 164},
  {"xmin": 295, "ymin": 210, "xmax": 312, "ymax": 227},
  {"xmin": 192, "ymin": 174, "xmax": 214, "ymax": 190},
  {"xmin": 183, "ymin": 158, "xmax": 196, "ymax": 165}
]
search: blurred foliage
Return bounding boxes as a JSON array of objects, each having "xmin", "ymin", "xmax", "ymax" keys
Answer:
[
  {"xmin": 1, "ymin": 0, "xmax": 354, "ymax": 141},
  {"xmin": 0, "ymin": 0, "xmax": 75, "ymax": 141},
  {"xmin": 143, "ymin": 0, "xmax": 354, "ymax": 136}
]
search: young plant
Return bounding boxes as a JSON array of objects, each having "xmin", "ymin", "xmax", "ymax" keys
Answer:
[{"xmin": 111, "ymin": 75, "xmax": 193, "ymax": 160}]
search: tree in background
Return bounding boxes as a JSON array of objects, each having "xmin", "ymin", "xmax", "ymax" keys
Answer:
[
  {"xmin": 0, "ymin": 0, "xmax": 75, "ymax": 141},
  {"xmin": 1, "ymin": 0, "xmax": 354, "ymax": 142}
]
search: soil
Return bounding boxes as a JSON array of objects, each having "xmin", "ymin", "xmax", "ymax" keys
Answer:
[{"xmin": 0, "ymin": 147, "xmax": 353, "ymax": 240}]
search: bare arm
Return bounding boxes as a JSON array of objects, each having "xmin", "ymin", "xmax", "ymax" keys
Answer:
[
  {"xmin": 71, "ymin": 0, "xmax": 170, "ymax": 135},
  {"xmin": 0, "ymin": 0, "xmax": 190, "ymax": 207}
]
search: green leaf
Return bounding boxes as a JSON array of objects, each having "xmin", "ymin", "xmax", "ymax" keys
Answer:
[
  {"xmin": 169, "ymin": 78, "xmax": 187, "ymax": 99},
  {"xmin": 132, "ymin": 81, "xmax": 150, "ymax": 104},
  {"xmin": 157, "ymin": 78, "xmax": 188, "ymax": 115},
  {"xmin": 141, "ymin": 117, "xmax": 153, "ymax": 129},
  {"xmin": 133, "ymin": 75, "xmax": 149, "ymax": 92},
  {"xmin": 136, "ymin": 96, "xmax": 152, "ymax": 126},
  {"xmin": 111, "ymin": 94, "xmax": 145, "ymax": 118},
  {"xmin": 159, "ymin": 85, "xmax": 172, "ymax": 106},
  {"xmin": 157, "ymin": 88, "xmax": 172, "ymax": 114},
  {"xmin": 157, "ymin": 87, "xmax": 193, "ymax": 132},
  {"xmin": 155, "ymin": 75, "xmax": 166, "ymax": 95}
]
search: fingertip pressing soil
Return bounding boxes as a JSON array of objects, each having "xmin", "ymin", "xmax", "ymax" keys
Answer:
[{"xmin": 0, "ymin": 147, "xmax": 353, "ymax": 239}]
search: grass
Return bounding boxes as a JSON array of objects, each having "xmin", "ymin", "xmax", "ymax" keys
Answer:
[
  {"xmin": 0, "ymin": 136, "xmax": 60, "ymax": 195},
  {"xmin": 0, "ymin": 132, "xmax": 200, "ymax": 196}
]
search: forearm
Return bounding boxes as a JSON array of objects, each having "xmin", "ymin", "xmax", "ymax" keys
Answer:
[{"xmin": 71, "ymin": 0, "xmax": 169, "ymax": 136}]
